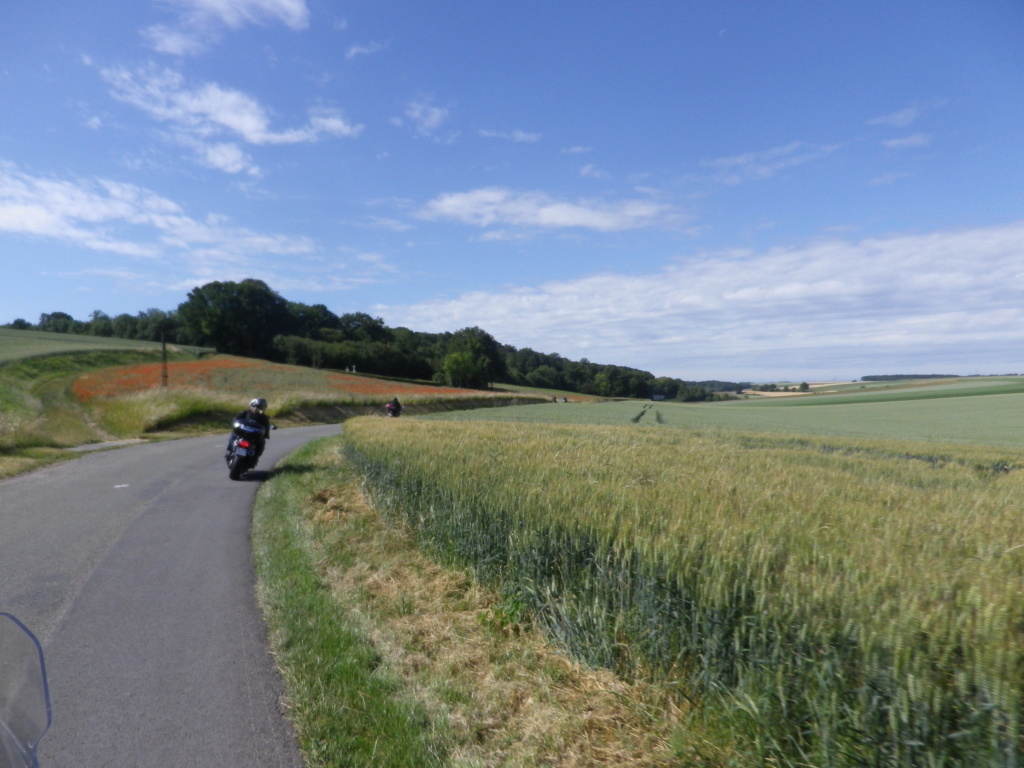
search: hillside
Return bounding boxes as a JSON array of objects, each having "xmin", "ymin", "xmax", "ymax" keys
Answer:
[
  {"xmin": 0, "ymin": 327, "xmax": 212, "ymax": 363},
  {"xmin": 0, "ymin": 334, "xmax": 544, "ymax": 478}
]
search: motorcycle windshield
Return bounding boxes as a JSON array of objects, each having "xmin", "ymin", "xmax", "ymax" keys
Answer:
[{"xmin": 0, "ymin": 614, "xmax": 51, "ymax": 768}]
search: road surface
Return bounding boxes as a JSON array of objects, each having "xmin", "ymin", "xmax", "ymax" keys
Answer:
[{"xmin": 0, "ymin": 424, "xmax": 341, "ymax": 767}]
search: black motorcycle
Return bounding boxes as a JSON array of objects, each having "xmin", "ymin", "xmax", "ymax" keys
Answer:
[{"xmin": 226, "ymin": 418, "xmax": 274, "ymax": 480}]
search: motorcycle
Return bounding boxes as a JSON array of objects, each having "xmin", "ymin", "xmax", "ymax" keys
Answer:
[
  {"xmin": 384, "ymin": 403, "xmax": 403, "ymax": 417},
  {"xmin": 226, "ymin": 419, "xmax": 275, "ymax": 481},
  {"xmin": 0, "ymin": 613, "xmax": 51, "ymax": 768}
]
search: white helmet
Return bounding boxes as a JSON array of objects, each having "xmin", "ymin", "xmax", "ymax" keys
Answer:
[{"xmin": 250, "ymin": 397, "xmax": 267, "ymax": 411}]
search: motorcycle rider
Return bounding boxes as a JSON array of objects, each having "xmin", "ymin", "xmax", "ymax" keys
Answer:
[
  {"xmin": 226, "ymin": 397, "xmax": 271, "ymax": 465},
  {"xmin": 385, "ymin": 397, "xmax": 402, "ymax": 417}
]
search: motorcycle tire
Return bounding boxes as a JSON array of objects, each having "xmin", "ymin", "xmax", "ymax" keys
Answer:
[{"xmin": 228, "ymin": 455, "xmax": 244, "ymax": 481}]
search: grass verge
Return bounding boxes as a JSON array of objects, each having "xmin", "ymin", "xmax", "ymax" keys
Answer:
[
  {"xmin": 252, "ymin": 439, "xmax": 446, "ymax": 767},
  {"xmin": 252, "ymin": 436, "xmax": 681, "ymax": 767}
]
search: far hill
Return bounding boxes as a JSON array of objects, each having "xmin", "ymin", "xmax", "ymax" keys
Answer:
[{"xmin": 0, "ymin": 327, "xmax": 212, "ymax": 363}]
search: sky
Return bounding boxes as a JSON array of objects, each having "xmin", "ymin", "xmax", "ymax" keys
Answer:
[{"xmin": 2, "ymin": 1, "xmax": 1023, "ymax": 382}]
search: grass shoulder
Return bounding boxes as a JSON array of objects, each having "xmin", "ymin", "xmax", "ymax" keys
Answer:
[{"xmin": 252, "ymin": 436, "xmax": 681, "ymax": 767}]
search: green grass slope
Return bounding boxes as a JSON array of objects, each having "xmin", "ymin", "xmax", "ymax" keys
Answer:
[{"xmin": 0, "ymin": 328, "xmax": 211, "ymax": 362}]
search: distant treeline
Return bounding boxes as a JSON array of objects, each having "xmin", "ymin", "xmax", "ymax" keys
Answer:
[{"xmin": 4, "ymin": 279, "xmax": 746, "ymax": 400}]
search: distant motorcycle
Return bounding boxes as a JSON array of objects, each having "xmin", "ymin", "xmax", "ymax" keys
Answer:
[
  {"xmin": 0, "ymin": 613, "xmax": 51, "ymax": 768},
  {"xmin": 226, "ymin": 419, "xmax": 275, "ymax": 480},
  {"xmin": 384, "ymin": 402, "xmax": 403, "ymax": 418}
]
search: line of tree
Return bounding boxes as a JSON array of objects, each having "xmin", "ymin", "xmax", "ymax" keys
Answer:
[
  {"xmin": 749, "ymin": 382, "xmax": 810, "ymax": 393},
  {"xmin": 4, "ymin": 279, "xmax": 747, "ymax": 400}
]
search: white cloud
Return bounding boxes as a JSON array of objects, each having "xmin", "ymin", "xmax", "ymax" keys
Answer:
[
  {"xmin": 155, "ymin": 0, "xmax": 307, "ymax": 29},
  {"xmin": 187, "ymin": 0, "xmax": 309, "ymax": 30},
  {"xmin": 346, "ymin": 42, "xmax": 384, "ymax": 60},
  {"xmin": 0, "ymin": 163, "xmax": 313, "ymax": 266},
  {"xmin": 868, "ymin": 106, "xmax": 921, "ymax": 129},
  {"xmin": 143, "ymin": 0, "xmax": 309, "ymax": 54},
  {"xmin": 401, "ymin": 98, "xmax": 451, "ymax": 138},
  {"xmin": 104, "ymin": 67, "xmax": 361, "ymax": 144},
  {"xmin": 579, "ymin": 164, "xmax": 609, "ymax": 180},
  {"xmin": 479, "ymin": 129, "xmax": 541, "ymax": 143},
  {"xmin": 882, "ymin": 133, "xmax": 932, "ymax": 150},
  {"xmin": 100, "ymin": 66, "xmax": 361, "ymax": 172},
  {"xmin": 356, "ymin": 251, "xmax": 398, "ymax": 273},
  {"xmin": 376, "ymin": 221, "xmax": 1024, "ymax": 380},
  {"xmin": 365, "ymin": 216, "xmax": 412, "ymax": 232},
  {"xmin": 196, "ymin": 141, "xmax": 257, "ymax": 175},
  {"xmin": 477, "ymin": 229, "xmax": 529, "ymax": 242},
  {"xmin": 868, "ymin": 172, "xmax": 911, "ymax": 186},
  {"xmin": 307, "ymin": 109, "xmax": 362, "ymax": 138},
  {"xmin": 417, "ymin": 187, "xmax": 669, "ymax": 232},
  {"xmin": 701, "ymin": 141, "xmax": 841, "ymax": 184},
  {"xmin": 142, "ymin": 25, "xmax": 208, "ymax": 56}
]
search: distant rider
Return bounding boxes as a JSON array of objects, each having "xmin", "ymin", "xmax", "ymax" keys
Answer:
[
  {"xmin": 385, "ymin": 397, "xmax": 402, "ymax": 417},
  {"xmin": 226, "ymin": 397, "xmax": 271, "ymax": 464}
]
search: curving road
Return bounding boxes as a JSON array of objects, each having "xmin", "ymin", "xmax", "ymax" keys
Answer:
[{"xmin": 0, "ymin": 424, "xmax": 341, "ymax": 767}]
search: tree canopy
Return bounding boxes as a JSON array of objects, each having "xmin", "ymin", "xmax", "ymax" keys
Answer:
[{"xmin": 177, "ymin": 279, "xmax": 294, "ymax": 359}]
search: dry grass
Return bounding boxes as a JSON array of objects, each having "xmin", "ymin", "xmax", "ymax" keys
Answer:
[{"xmin": 304, "ymin": 464, "xmax": 681, "ymax": 767}]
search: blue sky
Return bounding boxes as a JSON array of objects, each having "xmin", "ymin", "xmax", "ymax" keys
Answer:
[{"xmin": 2, "ymin": 1, "xmax": 1023, "ymax": 381}]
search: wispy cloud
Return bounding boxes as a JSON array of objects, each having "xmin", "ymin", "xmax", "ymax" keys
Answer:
[
  {"xmin": 100, "ymin": 66, "xmax": 362, "ymax": 173},
  {"xmin": 882, "ymin": 133, "xmax": 932, "ymax": 150},
  {"xmin": 172, "ymin": 0, "xmax": 309, "ymax": 29},
  {"xmin": 346, "ymin": 42, "xmax": 384, "ymax": 60},
  {"xmin": 143, "ymin": 0, "xmax": 309, "ymax": 54},
  {"xmin": 396, "ymin": 97, "xmax": 453, "ymax": 140},
  {"xmin": 417, "ymin": 187, "xmax": 670, "ymax": 232},
  {"xmin": 188, "ymin": 139, "xmax": 256, "ymax": 175},
  {"xmin": 0, "ymin": 162, "xmax": 313, "ymax": 263},
  {"xmin": 0, "ymin": 163, "xmax": 405, "ymax": 299},
  {"xmin": 868, "ymin": 171, "xmax": 911, "ymax": 186},
  {"xmin": 102, "ymin": 66, "xmax": 361, "ymax": 144},
  {"xmin": 376, "ymin": 221, "xmax": 1024, "ymax": 380},
  {"xmin": 701, "ymin": 141, "xmax": 841, "ymax": 185},
  {"xmin": 479, "ymin": 129, "xmax": 541, "ymax": 143},
  {"xmin": 143, "ymin": 25, "xmax": 209, "ymax": 56},
  {"xmin": 868, "ymin": 105, "xmax": 922, "ymax": 129}
]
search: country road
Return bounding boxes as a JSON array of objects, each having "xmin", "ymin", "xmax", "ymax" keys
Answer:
[{"xmin": 0, "ymin": 424, "xmax": 341, "ymax": 767}]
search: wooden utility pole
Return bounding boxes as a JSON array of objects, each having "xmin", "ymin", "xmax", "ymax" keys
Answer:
[{"xmin": 161, "ymin": 328, "xmax": 169, "ymax": 388}]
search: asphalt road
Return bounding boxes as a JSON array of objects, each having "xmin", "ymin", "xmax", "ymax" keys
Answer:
[{"xmin": 0, "ymin": 424, "xmax": 341, "ymax": 767}]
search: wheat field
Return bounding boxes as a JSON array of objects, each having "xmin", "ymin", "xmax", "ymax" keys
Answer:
[{"xmin": 343, "ymin": 417, "xmax": 1024, "ymax": 766}]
